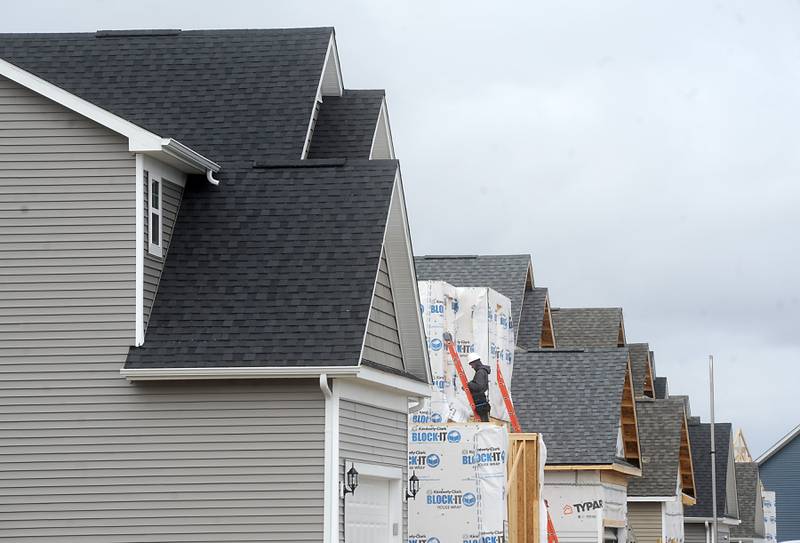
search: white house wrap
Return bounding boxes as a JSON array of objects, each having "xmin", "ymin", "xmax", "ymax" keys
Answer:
[
  {"xmin": 408, "ymin": 423, "xmax": 509, "ymax": 543},
  {"xmin": 418, "ymin": 281, "xmax": 516, "ymax": 423}
]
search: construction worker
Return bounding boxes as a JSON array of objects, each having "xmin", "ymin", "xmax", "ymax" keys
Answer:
[{"xmin": 466, "ymin": 353, "xmax": 491, "ymax": 422}]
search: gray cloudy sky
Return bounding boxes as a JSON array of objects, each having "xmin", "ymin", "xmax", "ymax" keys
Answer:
[{"xmin": 4, "ymin": 0, "xmax": 798, "ymax": 455}]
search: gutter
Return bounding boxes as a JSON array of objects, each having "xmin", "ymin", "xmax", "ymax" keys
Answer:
[
  {"xmin": 161, "ymin": 138, "xmax": 221, "ymax": 183},
  {"xmin": 120, "ymin": 364, "xmax": 432, "ymax": 397}
]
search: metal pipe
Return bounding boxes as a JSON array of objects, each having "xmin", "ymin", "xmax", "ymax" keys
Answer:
[{"xmin": 710, "ymin": 355, "xmax": 718, "ymax": 543}]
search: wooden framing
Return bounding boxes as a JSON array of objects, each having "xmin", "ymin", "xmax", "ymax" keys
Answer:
[
  {"xmin": 643, "ymin": 351, "xmax": 655, "ymax": 398},
  {"xmin": 540, "ymin": 296, "xmax": 556, "ymax": 348},
  {"xmin": 678, "ymin": 407, "xmax": 697, "ymax": 501},
  {"xmin": 620, "ymin": 356, "xmax": 642, "ymax": 468},
  {"xmin": 507, "ymin": 433, "xmax": 541, "ymax": 543}
]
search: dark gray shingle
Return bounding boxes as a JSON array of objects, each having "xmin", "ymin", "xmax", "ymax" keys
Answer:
[
  {"xmin": 628, "ymin": 343, "xmax": 653, "ymax": 398},
  {"xmin": 731, "ymin": 462, "xmax": 766, "ymax": 539},
  {"xmin": 628, "ymin": 399, "xmax": 685, "ymax": 497},
  {"xmin": 125, "ymin": 160, "xmax": 399, "ymax": 369},
  {"xmin": 550, "ymin": 307, "xmax": 625, "ymax": 349},
  {"xmin": 308, "ymin": 90, "xmax": 385, "ymax": 159},
  {"xmin": 0, "ymin": 28, "xmax": 331, "ymax": 163},
  {"xmin": 517, "ymin": 287, "xmax": 549, "ymax": 349},
  {"xmin": 511, "ymin": 349, "xmax": 631, "ymax": 465},
  {"xmin": 685, "ymin": 420, "xmax": 735, "ymax": 519},
  {"xmin": 654, "ymin": 376, "xmax": 669, "ymax": 399}
]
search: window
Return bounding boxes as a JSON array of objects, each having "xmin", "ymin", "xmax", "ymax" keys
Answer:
[{"xmin": 148, "ymin": 172, "xmax": 163, "ymax": 257}]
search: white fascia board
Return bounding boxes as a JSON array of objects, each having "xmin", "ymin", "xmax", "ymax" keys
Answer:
[
  {"xmin": 356, "ymin": 365, "xmax": 431, "ymax": 398},
  {"xmin": 320, "ymin": 375, "xmax": 340, "ymax": 543},
  {"xmin": 756, "ymin": 423, "xmax": 800, "ymax": 464},
  {"xmin": 394, "ymin": 169, "xmax": 432, "ymax": 383},
  {"xmin": 301, "ymin": 31, "xmax": 343, "ymax": 159},
  {"xmin": 120, "ymin": 364, "xmax": 431, "ymax": 397},
  {"xmin": 0, "ymin": 58, "xmax": 220, "ymax": 175},
  {"xmin": 120, "ymin": 366, "xmax": 360, "ymax": 380},
  {"xmin": 369, "ymin": 97, "xmax": 396, "ymax": 160},
  {"xmin": 684, "ymin": 517, "xmax": 741, "ymax": 526},
  {"xmin": 628, "ymin": 496, "xmax": 676, "ymax": 502}
]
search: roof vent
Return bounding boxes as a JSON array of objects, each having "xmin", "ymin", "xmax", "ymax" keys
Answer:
[{"xmin": 95, "ymin": 29, "xmax": 181, "ymax": 38}]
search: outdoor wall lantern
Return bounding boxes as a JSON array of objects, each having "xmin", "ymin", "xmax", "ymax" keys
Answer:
[
  {"xmin": 342, "ymin": 464, "xmax": 359, "ymax": 497},
  {"xmin": 406, "ymin": 471, "xmax": 420, "ymax": 500}
]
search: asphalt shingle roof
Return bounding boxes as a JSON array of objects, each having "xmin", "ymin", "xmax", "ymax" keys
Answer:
[
  {"xmin": 0, "ymin": 28, "xmax": 331, "ymax": 163},
  {"xmin": 628, "ymin": 399, "xmax": 685, "ymax": 497},
  {"xmin": 685, "ymin": 420, "xmax": 735, "ymax": 519},
  {"xmin": 517, "ymin": 287, "xmax": 549, "ymax": 349},
  {"xmin": 414, "ymin": 254, "xmax": 532, "ymax": 335},
  {"xmin": 550, "ymin": 307, "xmax": 624, "ymax": 349},
  {"xmin": 628, "ymin": 343, "xmax": 653, "ymax": 398},
  {"xmin": 125, "ymin": 160, "xmax": 399, "ymax": 369},
  {"xmin": 654, "ymin": 376, "xmax": 669, "ymax": 399},
  {"xmin": 308, "ymin": 89, "xmax": 384, "ymax": 159},
  {"xmin": 511, "ymin": 349, "xmax": 631, "ymax": 465},
  {"xmin": 731, "ymin": 462, "xmax": 765, "ymax": 539}
]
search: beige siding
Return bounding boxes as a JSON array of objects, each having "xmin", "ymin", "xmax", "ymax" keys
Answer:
[
  {"xmin": 362, "ymin": 248, "xmax": 404, "ymax": 371},
  {"xmin": 339, "ymin": 400, "xmax": 408, "ymax": 541},
  {"xmin": 629, "ymin": 502, "xmax": 663, "ymax": 543},
  {"xmin": 143, "ymin": 178, "xmax": 183, "ymax": 329},
  {"xmin": 0, "ymin": 75, "xmax": 325, "ymax": 541},
  {"xmin": 685, "ymin": 523, "xmax": 707, "ymax": 543}
]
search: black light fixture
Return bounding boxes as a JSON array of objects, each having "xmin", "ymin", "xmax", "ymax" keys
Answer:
[
  {"xmin": 406, "ymin": 471, "xmax": 420, "ymax": 500},
  {"xmin": 343, "ymin": 464, "xmax": 359, "ymax": 497}
]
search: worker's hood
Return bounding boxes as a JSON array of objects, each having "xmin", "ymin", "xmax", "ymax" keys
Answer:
[{"xmin": 471, "ymin": 362, "xmax": 491, "ymax": 374}]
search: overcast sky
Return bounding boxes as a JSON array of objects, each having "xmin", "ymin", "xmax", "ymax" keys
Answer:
[{"xmin": 4, "ymin": 0, "xmax": 798, "ymax": 455}]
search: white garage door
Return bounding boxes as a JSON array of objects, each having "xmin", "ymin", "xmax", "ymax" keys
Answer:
[{"xmin": 345, "ymin": 475, "xmax": 395, "ymax": 542}]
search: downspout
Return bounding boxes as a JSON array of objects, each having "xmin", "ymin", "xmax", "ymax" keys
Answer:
[
  {"xmin": 705, "ymin": 521, "xmax": 711, "ymax": 543},
  {"xmin": 206, "ymin": 169, "xmax": 220, "ymax": 185},
  {"xmin": 320, "ymin": 374, "xmax": 339, "ymax": 543}
]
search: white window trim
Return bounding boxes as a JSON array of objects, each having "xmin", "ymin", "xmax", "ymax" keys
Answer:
[{"xmin": 148, "ymin": 174, "xmax": 163, "ymax": 258}]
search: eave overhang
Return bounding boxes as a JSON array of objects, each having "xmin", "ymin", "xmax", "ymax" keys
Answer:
[
  {"xmin": 0, "ymin": 57, "xmax": 221, "ymax": 179},
  {"xmin": 120, "ymin": 364, "xmax": 431, "ymax": 398},
  {"xmin": 545, "ymin": 463, "xmax": 642, "ymax": 477}
]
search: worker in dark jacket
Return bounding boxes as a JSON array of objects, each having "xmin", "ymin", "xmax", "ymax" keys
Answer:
[{"xmin": 466, "ymin": 353, "xmax": 491, "ymax": 422}]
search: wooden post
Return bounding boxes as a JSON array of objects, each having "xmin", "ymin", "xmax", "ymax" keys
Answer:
[{"xmin": 507, "ymin": 433, "xmax": 541, "ymax": 543}]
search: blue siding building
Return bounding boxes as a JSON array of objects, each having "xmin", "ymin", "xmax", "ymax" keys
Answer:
[{"xmin": 758, "ymin": 424, "xmax": 800, "ymax": 542}]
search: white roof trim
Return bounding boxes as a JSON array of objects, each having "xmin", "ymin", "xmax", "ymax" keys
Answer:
[
  {"xmin": 300, "ymin": 31, "xmax": 344, "ymax": 159},
  {"xmin": 627, "ymin": 496, "xmax": 676, "ymax": 502},
  {"xmin": 756, "ymin": 422, "xmax": 800, "ymax": 464},
  {"xmin": 120, "ymin": 363, "xmax": 431, "ymax": 397},
  {"xmin": 369, "ymin": 97, "xmax": 396, "ymax": 159},
  {"xmin": 0, "ymin": 57, "xmax": 220, "ymax": 176}
]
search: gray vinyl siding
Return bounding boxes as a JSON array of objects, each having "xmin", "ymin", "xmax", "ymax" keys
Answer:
[
  {"xmin": 628, "ymin": 502, "xmax": 662, "ymax": 543},
  {"xmin": 0, "ymin": 375, "xmax": 325, "ymax": 542},
  {"xmin": 143, "ymin": 177, "xmax": 183, "ymax": 330},
  {"xmin": 685, "ymin": 523, "xmax": 707, "ymax": 543},
  {"xmin": 339, "ymin": 399, "xmax": 408, "ymax": 541},
  {"xmin": 0, "ymin": 75, "xmax": 325, "ymax": 541},
  {"xmin": 0, "ymin": 75, "xmax": 136, "ymax": 347},
  {"xmin": 760, "ymin": 435, "xmax": 800, "ymax": 541},
  {"xmin": 362, "ymin": 248, "xmax": 404, "ymax": 371}
]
